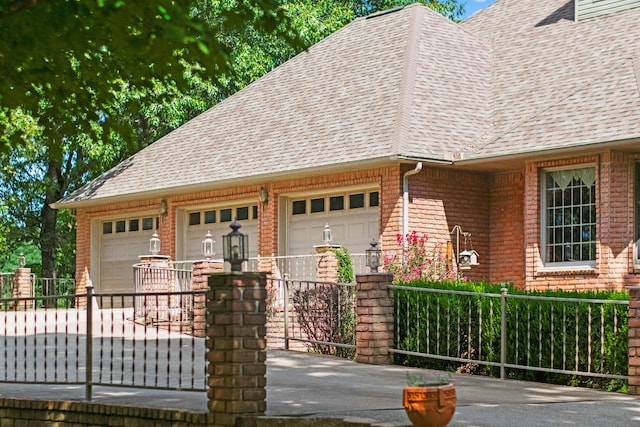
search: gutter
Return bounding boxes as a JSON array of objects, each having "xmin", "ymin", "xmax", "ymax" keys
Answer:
[{"xmin": 402, "ymin": 162, "xmax": 423, "ymax": 247}]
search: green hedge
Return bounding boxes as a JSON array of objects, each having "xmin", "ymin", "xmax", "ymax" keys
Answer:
[{"xmin": 392, "ymin": 280, "xmax": 628, "ymax": 392}]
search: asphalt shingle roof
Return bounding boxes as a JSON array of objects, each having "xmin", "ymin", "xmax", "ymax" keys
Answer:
[{"xmin": 57, "ymin": 0, "xmax": 640, "ymax": 207}]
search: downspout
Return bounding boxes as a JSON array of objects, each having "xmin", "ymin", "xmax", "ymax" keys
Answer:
[{"xmin": 402, "ymin": 162, "xmax": 423, "ymax": 247}]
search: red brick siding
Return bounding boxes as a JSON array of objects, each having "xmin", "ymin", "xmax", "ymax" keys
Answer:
[
  {"xmin": 489, "ymin": 172, "xmax": 526, "ymax": 288},
  {"xmin": 407, "ymin": 165, "xmax": 490, "ymax": 282}
]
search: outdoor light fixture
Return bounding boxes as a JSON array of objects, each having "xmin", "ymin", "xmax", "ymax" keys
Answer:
[
  {"xmin": 223, "ymin": 220, "xmax": 248, "ymax": 272},
  {"xmin": 150, "ymin": 230, "xmax": 161, "ymax": 255},
  {"xmin": 160, "ymin": 200, "xmax": 168, "ymax": 216},
  {"xmin": 366, "ymin": 239, "xmax": 381, "ymax": 273},
  {"xmin": 258, "ymin": 187, "xmax": 269, "ymax": 205},
  {"xmin": 201, "ymin": 230, "xmax": 216, "ymax": 260},
  {"xmin": 17, "ymin": 253, "xmax": 26, "ymax": 269},
  {"xmin": 322, "ymin": 223, "xmax": 333, "ymax": 245}
]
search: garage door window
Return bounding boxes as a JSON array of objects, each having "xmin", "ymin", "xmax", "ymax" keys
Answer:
[
  {"xmin": 103, "ymin": 216, "xmax": 158, "ymax": 235},
  {"xmin": 349, "ymin": 193, "xmax": 365, "ymax": 209},
  {"xmin": 330, "ymin": 196, "xmax": 344, "ymax": 211},
  {"xmin": 292, "ymin": 190, "xmax": 379, "ymax": 216},
  {"xmin": 204, "ymin": 210, "xmax": 216, "ymax": 224}
]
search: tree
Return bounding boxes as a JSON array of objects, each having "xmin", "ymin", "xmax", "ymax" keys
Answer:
[{"xmin": 0, "ymin": 0, "xmax": 465, "ymax": 283}]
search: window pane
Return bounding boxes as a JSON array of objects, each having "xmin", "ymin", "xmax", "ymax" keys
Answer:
[
  {"xmin": 142, "ymin": 217, "xmax": 154, "ymax": 230},
  {"xmin": 204, "ymin": 210, "xmax": 216, "ymax": 224},
  {"xmin": 129, "ymin": 219, "xmax": 139, "ymax": 232},
  {"xmin": 543, "ymin": 167, "xmax": 596, "ymax": 263},
  {"xmin": 329, "ymin": 196, "xmax": 344, "ymax": 211},
  {"xmin": 349, "ymin": 193, "xmax": 365, "ymax": 209},
  {"xmin": 310, "ymin": 198, "xmax": 325, "ymax": 213},
  {"xmin": 370, "ymin": 191, "xmax": 379, "ymax": 207},
  {"xmin": 253, "ymin": 205, "xmax": 259, "ymax": 219},
  {"xmin": 115, "ymin": 220, "xmax": 126, "ymax": 233},
  {"xmin": 237, "ymin": 206, "xmax": 249, "ymax": 221},
  {"xmin": 189, "ymin": 212, "xmax": 200, "ymax": 226},
  {"xmin": 102, "ymin": 222, "xmax": 112, "ymax": 234},
  {"xmin": 220, "ymin": 208, "xmax": 232, "ymax": 222},
  {"xmin": 292, "ymin": 200, "xmax": 306, "ymax": 215}
]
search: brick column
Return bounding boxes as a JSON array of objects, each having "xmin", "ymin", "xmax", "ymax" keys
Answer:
[
  {"xmin": 628, "ymin": 286, "xmax": 640, "ymax": 395},
  {"xmin": 314, "ymin": 245, "xmax": 341, "ymax": 282},
  {"xmin": 355, "ymin": 273, "xmax": 394, "ymax": 365},
  {"xmin": 12, "ymin": 267, "xmax": 32, "ymax": 310},
  {"xmin": 191, "ymin": 260, "xmax": 224, "ymax": 338},
  {"xmin": 207, "ymin": 272, "xmax": 267, "ymax": 426}
]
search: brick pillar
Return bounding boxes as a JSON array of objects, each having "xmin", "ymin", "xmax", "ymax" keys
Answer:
[
  {"xmin": 628, "ymin": 286, "xmax": 640, "ymax": 395},
  {"xmin": 192, "ymin": 260, "xmax": 224, "ymax": 338},
  {"xmin": 207, "ymin": 272, "xmax": 267, "ymax": 426},
  {"xmin": 355, "ymin": 273, "xmax": 394, "ymax": 365},
  {"xmin": 12, "ymin": 267, "xmax": 32, "ymax": 310},
  {"xmin": 314, "ymin": 245, "xmax": 341, "ymax": 282}
]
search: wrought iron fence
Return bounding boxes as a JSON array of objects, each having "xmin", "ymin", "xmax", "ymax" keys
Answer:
[
  {"xmin": 0, "ymin": 289, "xmax": 207, "ymax": 400},
  {"xmin": 390, "ymin": 285, "xmax": 629, "ymax": 384},
  {"xmin": 248, "ymin": 253, "xmax": 368, "ymax": 281},
  {"xmin": 267, "ymin": 277, "xmax": 356, "ymax": 358},
  {"xmin": 133, "ymin": 261, "xmax": 193, "ymax": 317}
]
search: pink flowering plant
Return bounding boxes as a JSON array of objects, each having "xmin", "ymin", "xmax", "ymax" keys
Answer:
[{"xmin": 383, "ymin": 231, "xmax": 459, "ymax": 282}]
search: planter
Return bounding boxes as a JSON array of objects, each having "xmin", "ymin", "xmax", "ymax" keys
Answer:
[{"xmin": 403, "ymin": 383, "xmax": 456, "ymax": 427}]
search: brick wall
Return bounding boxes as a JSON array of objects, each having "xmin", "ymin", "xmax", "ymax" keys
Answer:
[
  {"xmin": 407, "ymin": 165, "xmax": 490, "ymax": 282},
  {"xmin": 489, "ymin": 172, "xmax": 526, "ymax": 288},
  {"xmin": 628, "ymin": 286, "xmax": 640, "ymax": 395}
]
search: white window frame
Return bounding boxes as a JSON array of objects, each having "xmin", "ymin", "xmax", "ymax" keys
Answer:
[{"xmin": 540, "ymin": 164, "xmax": 597, "ymax": 270}]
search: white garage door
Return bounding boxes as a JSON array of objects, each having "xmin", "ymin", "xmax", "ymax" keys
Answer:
[
  {"xmin": 184, "ymin": 204, "xmax": 259, "ymax": 260},
  {"xmin": 100, "ymin": 216, "xmax": 158, "ymax": 294},
  {"xmin": 287, "ymin": 190, "xmax": 379, "ymax": 256}
]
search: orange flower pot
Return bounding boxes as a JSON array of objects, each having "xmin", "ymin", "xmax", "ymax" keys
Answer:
[{"xmin": 403, "ymin": 383, "xmax": 456, "ymax": 427}]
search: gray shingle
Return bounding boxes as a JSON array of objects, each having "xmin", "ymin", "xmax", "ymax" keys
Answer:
[{"xmin": 56, "ymin": 0, "xmax": 640, "ymax": 207}]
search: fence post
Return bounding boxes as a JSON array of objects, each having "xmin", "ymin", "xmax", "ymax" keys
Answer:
[
  {"xmin": 628, "ymin": 286, "xmax": 640, "ymax": 395},
  {"xmin": 207, "ymin": 272, "xmax": 267, "ymax": 426},
  {"xmin": 283, "ymin": 275, "xmax": 290, "ymax": 351},
  {"xmin": 355, "ymin": 273, "xmax": 394, "ymax": 365},
  {"xmin": 12, "ymin": 266, "xmax": 32, "ymax": 309},
  {"xmin": 500, "ymin": 287, "xmax": 508, "ymax": 380},
  {"xmin": 85, "ymin": 284, "xmax": 93, "ymax": 401}
]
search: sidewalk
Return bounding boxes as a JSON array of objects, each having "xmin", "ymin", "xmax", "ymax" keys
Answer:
[{"xmin": 0, "ymin": 349, "xmax": 638, "ymax": 426}]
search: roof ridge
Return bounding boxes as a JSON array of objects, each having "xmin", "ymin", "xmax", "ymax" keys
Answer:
[
  {"xmin": 391, "ymin": 4, "xmax": 424, "ymax": 155},
  {"xmin": 469, "ymin": 57, "xmax": 637, "ymax": 159}
]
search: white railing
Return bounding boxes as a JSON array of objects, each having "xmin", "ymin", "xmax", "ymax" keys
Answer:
[{"xmin": 247, "ymin": 253, "xmax": 368, "ymax": 281}]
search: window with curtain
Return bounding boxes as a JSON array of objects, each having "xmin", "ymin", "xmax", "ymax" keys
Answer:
[{"xmin": 542, "ymin": 166, "xmax": 596, "ymax": 266}]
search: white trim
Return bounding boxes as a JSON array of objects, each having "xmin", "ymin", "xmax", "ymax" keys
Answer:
[{"xmin": 540, "ymin": 163, "xmax": 597, "ymax": 269}]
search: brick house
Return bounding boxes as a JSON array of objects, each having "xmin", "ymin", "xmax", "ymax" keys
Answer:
[{"xmin": 53, "ymin": 0, "xmax": 640, "ymax": 294}]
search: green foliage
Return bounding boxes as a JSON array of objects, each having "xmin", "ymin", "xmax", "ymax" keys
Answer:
[
  {"xmin": 394, "ymin": 280, "xmax": 629, "ymax": 392},
  {"xmin": 332, "ymin": 246, "xmax": 355, "ymax": 284}
]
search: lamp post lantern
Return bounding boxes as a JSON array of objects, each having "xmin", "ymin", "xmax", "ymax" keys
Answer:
[
  {"xmin": 366, "ymin": 239, "xmax": 382, "ymax": 273},
  {"xmin": 202, "ymin": 230, "xmax": 216, "ymax": 260},
  {"xmin": 223, "ymin": 220, "xmax": 248, "ymax": 272},
  {"xmin": 149, "ymin": 230, "xmax": 161, "ymax": 255}
]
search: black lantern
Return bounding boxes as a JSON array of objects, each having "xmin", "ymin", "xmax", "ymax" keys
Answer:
[
  {"xmin": 223, "ymin": 220, "xmax": 248, "ymax": 272},
  {"xmin": 150, "ymin": 230, "xmax": 161, "ymax": 255},
  {"xmin": 366, "ymin": 239, "xmax": 381, "ymax": 273},
  {"xmin": 201, "ymin": 230, "xmax": 216, "ymax": 260}
]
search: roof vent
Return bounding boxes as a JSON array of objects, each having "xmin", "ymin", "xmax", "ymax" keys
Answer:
[
  {"xmin": 575, "ymin": 0, "xmax": 640, "ymax": 21},
  {"xmin": 366, "ymin": 5, "xmax": 404, "ymax": 19}
]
